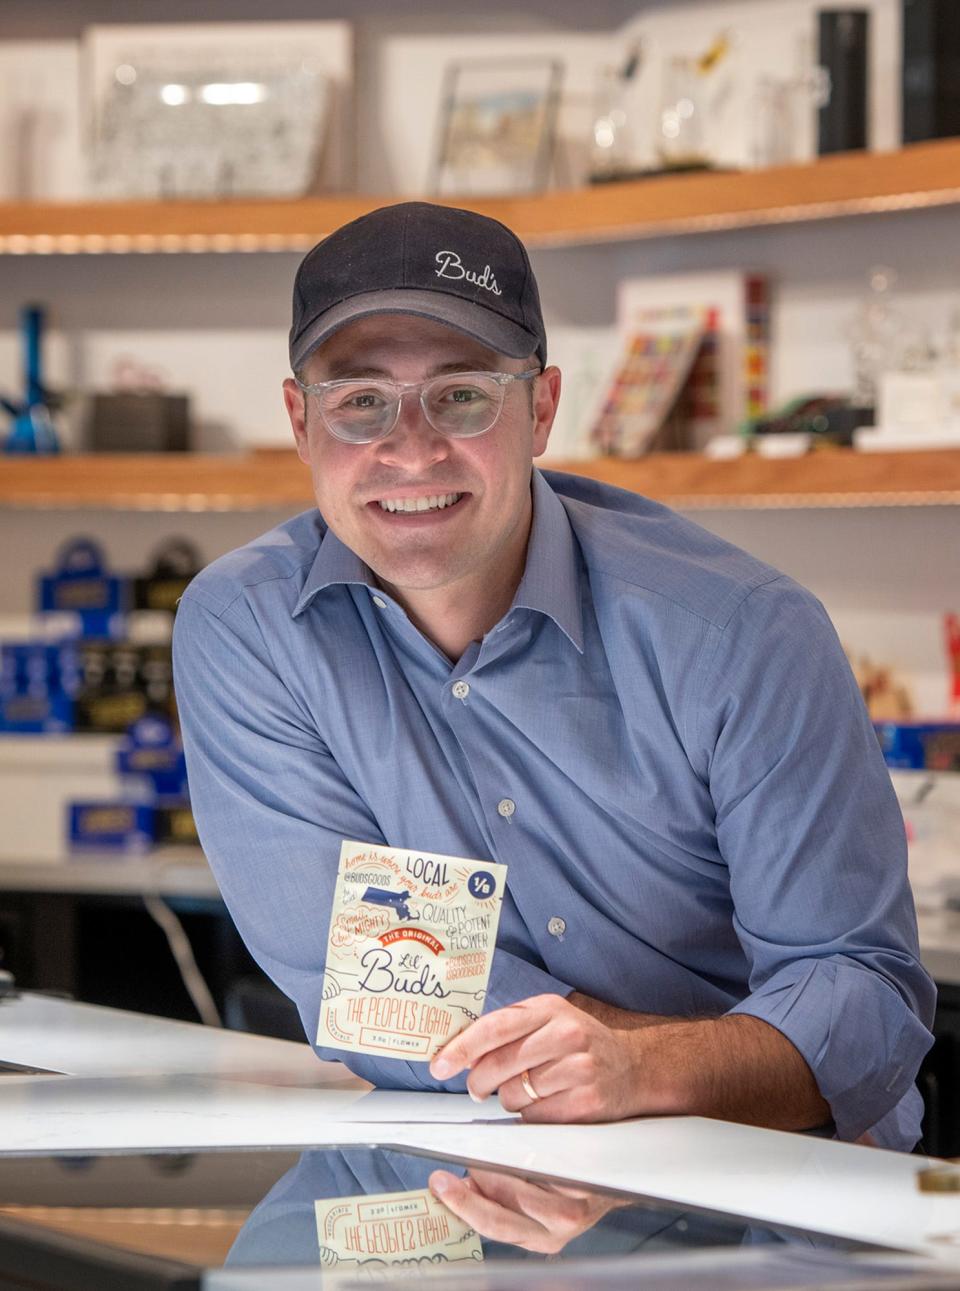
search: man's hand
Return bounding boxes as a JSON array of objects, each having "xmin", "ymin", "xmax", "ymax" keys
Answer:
[
  {"xmin": 428, "ymin": 1167, "xmax": 625, "ymax": 1253},
  {"xmin": 429, "ymin": 992, "xmax": 831, "ymax": 1130},
  {"xmin": 430, "ymin": 994, "xmax": 648, "ymax": 1122}
]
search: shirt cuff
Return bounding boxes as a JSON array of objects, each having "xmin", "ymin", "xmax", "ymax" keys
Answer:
[{"xmin": 727, "ymin": 957, "xmax": 934, "ymax": 1145}]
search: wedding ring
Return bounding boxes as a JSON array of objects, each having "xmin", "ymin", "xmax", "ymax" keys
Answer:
[{"xmin": 519, "ymin": 1068, "xmax": 540, "ymax": 1102}]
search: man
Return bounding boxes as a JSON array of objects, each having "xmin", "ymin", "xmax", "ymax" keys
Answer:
[{"xmin": 172, "ymin": 201, "xmax": 934, "ymax": 1154}]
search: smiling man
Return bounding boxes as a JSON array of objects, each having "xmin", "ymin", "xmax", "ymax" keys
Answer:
[
  {"xmin": 284, "ymin": 313, "xmax": 552, "ymax": 662},
  {"xmin": 172, "ymin": 202, "xmax": 934, "ymax": 1155}
]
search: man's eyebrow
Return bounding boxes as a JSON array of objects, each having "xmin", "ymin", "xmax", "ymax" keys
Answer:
[
  {"xmin": 317, "ymin": 358, "xmax": 500, "ymax": 381},
  {"xmin": 429, "ymin": 360, "xmax": 500, "ymax": 375},
  {"xmin": 320, "ymin": 363, "xmax": 391, "ymax": 380}
]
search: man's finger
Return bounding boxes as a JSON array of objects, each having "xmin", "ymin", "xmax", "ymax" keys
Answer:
[
  {"xmin": 466, "ymin": 1030, "xmax": 568, "ymax": 1101},
  {"xmin": 519, "ymin": 1086, "xmax": 612, "ymax": 1124},
  {"xmin": 495, "ymin": 1059, "xmax": 565, "ymax": 1111},
  {"xmin": 428, "ymin": 1170, "xmax": 550, "ymax": 1248},
  {"xmin": 467, "ymin": 1169, "xmax": 588, "ymax": 1232},
  {"xmin": 430, "ymin": 995, "xmax": 559, "ymax": 1079}
]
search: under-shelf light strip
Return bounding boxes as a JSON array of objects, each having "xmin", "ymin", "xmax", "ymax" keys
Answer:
[
  {"xmin": 4, "ymin": 183, "xmax": 960, "ymax": 254},
  {"xmin": 0, "ymin": 233, "xmax": 315, "ymax": 255}
]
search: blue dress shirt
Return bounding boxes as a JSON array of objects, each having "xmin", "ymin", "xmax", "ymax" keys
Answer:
[{"xmin": 172, "ymin": 470, "xmax": 935, "ymax": 1150}]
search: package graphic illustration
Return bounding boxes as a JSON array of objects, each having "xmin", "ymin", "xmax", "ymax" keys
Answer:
[
  {"xmin": 318, "ymin": 840, "xmax": 507, "ymax": 1060},
  {"xmin": 315, "ymin": 1188, "xmax": 483, "ymax": 1274}
]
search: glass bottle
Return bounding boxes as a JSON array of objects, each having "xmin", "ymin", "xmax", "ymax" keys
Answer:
[
  {"xmin": 589, "ymin": 65, "xmax": 635, "ymax": 181},
  {"xmin": 656, "ymin": 56, "xmax": 708, "ymax": 170}
]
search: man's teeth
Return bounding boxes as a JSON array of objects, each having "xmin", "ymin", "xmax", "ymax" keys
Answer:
[{"xmin": 378, "ymin": 492, "xmax": 462, "ymax": 514}]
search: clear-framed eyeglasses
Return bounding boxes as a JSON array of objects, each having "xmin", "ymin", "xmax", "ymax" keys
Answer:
[{"xmin": 294, "ymin": 369, "xmax": 540, "ymax": 445}]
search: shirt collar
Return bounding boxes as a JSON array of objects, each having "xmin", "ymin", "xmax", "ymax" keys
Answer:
[
  {"xmin": 291, "ymin": 469, "xmax": 585, "ymax": 654},
  {"xmin": 292, "ymin": 524, "xmax": 373, "ymax": 617},
  {"xmin": 513, "ymin": 469, "xmax": 584, "ymax": 653}
]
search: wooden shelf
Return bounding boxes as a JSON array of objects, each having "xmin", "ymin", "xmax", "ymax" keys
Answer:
[
  {"xmin": 556, "ymin": 447, "xmax": 960, "ymax": 509},
  {"xmin": 3, "ymin": 139, "xmax": 960, "ymax": 254},
  {"xmin": 2, "ymin": 448, "xmax": 959, "ymax": 512}
]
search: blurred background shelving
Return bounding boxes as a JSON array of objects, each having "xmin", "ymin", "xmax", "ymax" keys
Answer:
[
  {"xmin": 2, "ymin": 447, "xmax": 960, "ymax": 511},
  {"xmin": 1, "ymin": 0, "xmax": 959, "ymax": 1153},
  {"xmin": 3, "ymin": 138, "xmax": 960, "ymax": 252}
]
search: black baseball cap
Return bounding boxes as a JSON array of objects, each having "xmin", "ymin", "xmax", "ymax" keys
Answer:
[{"xmin": 289, "ymin": 201, "xmax": 546, "ymax": 372}]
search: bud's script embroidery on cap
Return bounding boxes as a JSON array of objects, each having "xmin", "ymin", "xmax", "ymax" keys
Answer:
[{"xmin": 434, "ymin": 250, "xmax": 503, "ymax": 296}]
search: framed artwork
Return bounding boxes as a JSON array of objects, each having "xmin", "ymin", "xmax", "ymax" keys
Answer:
[
  {"xmin": 432, "ymin": 59, "xmax": 562, "ymax": 197},
  {"xmin": 83, "ymin": 21, "xmax": 353, "ymax": 200}
]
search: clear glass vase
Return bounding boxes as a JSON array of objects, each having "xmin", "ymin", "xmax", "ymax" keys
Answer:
[
  {"xmin": 589, "ymin": 66, "xmax": 635, "ymax": 181},
  {"xmin": 656, "ymin": 56, "xmax": 709, "ymax": 170}
]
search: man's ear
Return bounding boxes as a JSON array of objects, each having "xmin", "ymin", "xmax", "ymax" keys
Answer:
[
  {"xmin": 532, "ymin": 365, "xmax": 562, "ymax": 458},
  {"xmin": 282, "ymin": 377, "xmax": 310, "ymax": 465}
]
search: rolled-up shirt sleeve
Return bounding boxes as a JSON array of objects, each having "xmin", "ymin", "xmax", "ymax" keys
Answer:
[
  {"xmin": 696, "ymin": 577, "xmax": 935, "ymax": 1142},
  {"xmin": 173, "ymin": 586, "xmax": 571, "ymax": 1091}
]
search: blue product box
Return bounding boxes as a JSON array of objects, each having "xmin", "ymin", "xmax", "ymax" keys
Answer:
[
  {"xmin": 68, "ymin": 714, "xmax": 196, "ymax": 854},
  {"xmin": 874, "ymin": 721, "xmax": 960, "ymax": 772},
  {"xmin": 69, "ymin": 802, "xmax": 155, "ymax": 854},
  {"xmin": 116, "ymin": 714, "xmax": 188, "ymax": 797},
  {"xmin": 154, "ymin": 800, "xmax": 198, "ymax": 846},
  {"xmin": 38, "ymin": 538, "xmax": 127, "ymax": 639},
  {"xmin": 0, "ymin": 642, "xmax": 76, "ymax": 733}
]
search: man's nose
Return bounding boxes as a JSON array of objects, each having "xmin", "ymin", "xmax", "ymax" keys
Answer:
[{"xmin": 375, "ymin": 392, "xmax": 450, "ymax": 469}]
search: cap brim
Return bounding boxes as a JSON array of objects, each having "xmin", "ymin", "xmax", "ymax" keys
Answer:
[{"xmin": 290, "ymin": 289, "xmax": 541, "ymax": 371}]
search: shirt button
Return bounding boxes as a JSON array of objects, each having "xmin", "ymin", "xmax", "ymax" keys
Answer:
[
  {"xmin": 547, "ymin": 917, "xmax": 566, "ymax": 938},
  {"xmin": 371, "ymin": 595, "xmax": 386, "ymax": 609},
  {"xmin": 451, "ymin": 680, "xmax": 470, "ymax": 700},
  {"xmin": 497, "ymin": 798, "xmax": 516, "ymax": 819}
]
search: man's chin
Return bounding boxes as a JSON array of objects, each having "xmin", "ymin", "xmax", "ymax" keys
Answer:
[{"xmin": 371, "ymin": 564, "xmax": 464, "ymax": 597}]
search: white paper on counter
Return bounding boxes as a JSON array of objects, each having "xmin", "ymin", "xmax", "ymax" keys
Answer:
[{"xmin": 341, "ymin": 1089, "xmax": 517, "ymax": 1124}]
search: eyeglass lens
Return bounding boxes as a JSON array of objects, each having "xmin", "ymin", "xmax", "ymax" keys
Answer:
[{"xmin": 320, "ymin": 373, "xmax": 507, "ymax": 442}]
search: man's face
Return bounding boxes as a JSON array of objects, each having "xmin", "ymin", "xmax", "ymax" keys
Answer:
[{"xmin": 283, "ymin": 315, "xmax": 559, "ymax": 604}]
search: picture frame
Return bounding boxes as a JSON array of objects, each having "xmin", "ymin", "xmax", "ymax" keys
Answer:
[
  {"xmin": 83, "ymin": 21, "xmax": 354, "ymax": 200},
  {"xmin": 431, "ymin": 58, "xmax": 563, "ymax": 197}
]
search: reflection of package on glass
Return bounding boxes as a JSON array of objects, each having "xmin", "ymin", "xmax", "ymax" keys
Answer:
[
  {"xmin": 616, "ymin": 271, "xmax": 770, "ymax": 450},
  {"xmin": 315, "ymin": 1188, "xmax": 483, "ymax": 1277},
  {"xmin": 319, "ymin": 841, "xmax": 507, "ymax": 1061},
  {"xmin": 84, "ymin": 22, "xmax": 352, "ymax": 200},
  {"xmin": 590, "ymin": 309, "xmax": 706, "ymax": 457}
]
